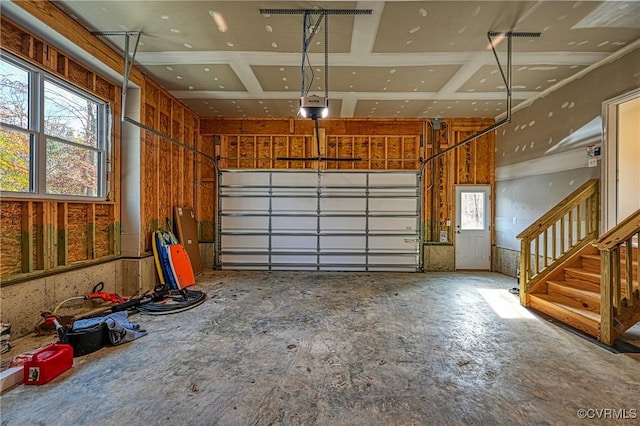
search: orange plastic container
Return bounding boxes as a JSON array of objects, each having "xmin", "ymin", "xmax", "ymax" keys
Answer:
[{"xmin": 23, "ymin": 343, "xmax": 73, "ymax": 385}]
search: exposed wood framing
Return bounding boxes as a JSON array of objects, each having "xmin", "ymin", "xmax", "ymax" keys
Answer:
[{"xmin": 201, "ymin": 117, "xmax": 495, "ymax": 245}]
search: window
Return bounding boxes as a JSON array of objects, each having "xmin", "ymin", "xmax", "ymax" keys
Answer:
[
  {"xmin": 460, "ymin": 191, "xmax": 485, "ymax": 230},
  {"xmin": 0, "ymin": 53, "xmax": 108, "ymax": 198}
]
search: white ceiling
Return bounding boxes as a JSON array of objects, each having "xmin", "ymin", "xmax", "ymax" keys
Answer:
[{"xmin": 48, "ymin": 1, "xmax": 640, "ymax": 119}]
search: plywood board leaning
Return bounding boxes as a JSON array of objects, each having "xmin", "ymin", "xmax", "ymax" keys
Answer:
[{"xmin": 174, "ymin": 206, "xmax": 203, "ymax": 275}]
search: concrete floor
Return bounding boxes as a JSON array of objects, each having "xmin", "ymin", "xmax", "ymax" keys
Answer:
[{"xmin": 1, "ymin": 271, "xmax": 639, "ymax": 425}]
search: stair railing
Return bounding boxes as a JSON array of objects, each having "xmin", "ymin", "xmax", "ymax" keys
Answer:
[
  {"xmin": 516, "ymin": 179, "xmax": 599, "ymax": 305},
  {"xmin": 593, "ymin": 208, "xmax": 640, "ymax": 345}
]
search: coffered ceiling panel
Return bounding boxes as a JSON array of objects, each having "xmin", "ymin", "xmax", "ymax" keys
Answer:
[
  {"xmin": 354, "ymin": 98, "xmax": 524, "ymax": 119},
  {"xmin": 143, "ymin": 64, "xmax": 245, "ymax": 92},
  {"xmin": 458, "ymin": 64, "xmax": 589, "ymax": 93},
  {"xmin": 38, "ymin": 1, "xmax": 640, "ymax": 119},
  {"xmin": 252, "ymin": 65, "xmax": 461, "ymax": 92}
]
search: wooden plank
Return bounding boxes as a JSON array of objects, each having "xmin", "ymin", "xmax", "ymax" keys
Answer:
[
  {"xmin": 520, "ymin": 240, "xmax": 530, "ymax": 305},
  {"xmin": 600, "ymin": 250, "xmax": 614, "ymax": 345},
  {"xmin": 534, "ymin": 235, "xmax": 540, "ymax": 276},
  {"xmin": 174, "ymin": 206, "xmax": 203, "ymax": 275},
  {"xmin": 529, "ymin": 294, "xmax": 600, "ymax": 338},
  {"xmin": 543, "ymin": 229, "xmax": 548, "ymax": 268},
  {"xmin": 625, "ymin": 239, "xmax": 634, "ymax": 306},
  {"xmin": 595, "ymin": 208, "xmax": 640, "ymax": 250},
  {"xmin": 568, "ymin": 209, "xmax": 574, "ymax": 247},
  {"xmin": 552, "ymin": 222, "xmax": 557, "ymax": 261},
  {"xmin": 612, "ymin": 248, "xmax": 621, "ymax": 310},
  {"xmin": 67, "ymin": 203, "xmax": 89, "ymax": 263},
  {"xmin": 560, "ymin": 215, "xmax": 566, "ymax": 255}
]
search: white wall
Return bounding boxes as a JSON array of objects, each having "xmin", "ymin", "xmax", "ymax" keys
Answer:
[{"xmin": 494, "ymin": 48, "xmax": 640, "ymax": 266}]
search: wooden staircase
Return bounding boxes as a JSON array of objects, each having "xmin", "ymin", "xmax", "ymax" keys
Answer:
[
  {"xmin": 528, "ymin": 245, "xmax": 638, "ymax": 340},
  {"xmin": 517, "ymin": 179, "xmax": 640, "ymax": 345}
]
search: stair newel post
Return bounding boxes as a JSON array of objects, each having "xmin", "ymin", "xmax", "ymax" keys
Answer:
[
  {"xmin": 600, "ymin": 249, "xmax": 614, "ymax": 345},
  {"xmin": 520, "ymin": 238, "xmax": 531, "ymax": 306}
]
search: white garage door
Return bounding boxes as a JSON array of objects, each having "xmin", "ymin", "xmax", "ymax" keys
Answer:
[{"xmin": 217, "ymin": 170, "xmax": 422, "ymax": 271}]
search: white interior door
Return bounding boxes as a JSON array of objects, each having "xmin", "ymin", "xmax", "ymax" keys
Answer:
[{"xmin": 455, "ymin": 185, "xmax": 491, "ymax": 270}]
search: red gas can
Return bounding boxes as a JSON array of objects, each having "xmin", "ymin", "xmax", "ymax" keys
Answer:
[{"xmin": 23, "ymin": 343, "xmax": 73, "ymax": 385}]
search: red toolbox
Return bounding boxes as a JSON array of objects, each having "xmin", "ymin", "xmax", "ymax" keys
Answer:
[{"xmin": 23, "ymin": 343, "xmax": 73, "ymax": 385}]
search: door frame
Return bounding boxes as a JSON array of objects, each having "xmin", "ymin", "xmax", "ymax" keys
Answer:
[
  {"xmin": 454, "ymin": 184, "xmax": 491, "ymax": 270},
  {"xmin": 602, "ymin": 87, "xmax": 640, "ymax": 233}
]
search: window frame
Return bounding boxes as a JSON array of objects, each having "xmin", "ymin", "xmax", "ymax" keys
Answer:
[{"xmin": 0, "ymin": 51, "xmax": 109, "ymax": 200}]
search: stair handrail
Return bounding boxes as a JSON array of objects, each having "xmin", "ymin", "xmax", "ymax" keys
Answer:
[
  {"xmin": 593, "ymin": 208, "xmax": 640, "ymax": 345},
  {"xmin": 593, "ymin": 208, "xmax": 640, "ymax": 251},
  {"xmin": 517, "ymin": 179, "xmax": 599, "ymax": 305},
  {"xmin": 517, "ymin": 179, "xmax": 598, "ymax": 240}
]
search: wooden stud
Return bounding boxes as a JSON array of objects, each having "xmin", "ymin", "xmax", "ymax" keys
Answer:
[
  {"xmin": 57, "ymin": 202, "xmax": 68, "ymax": 267},
  {"xmin": 88, "ymin": 203, "xmax": 96, "ymax": 260},
  {"xmin": 36, "ymin": 202, "xmax": 49, "ymax": 271},
  {"xmin": 21, "ymin": 201, "xmax": 33, "ymax": 273},
  {"xmin": 49, "ymin": 202, "xmax": 58, "ymax": 269}
]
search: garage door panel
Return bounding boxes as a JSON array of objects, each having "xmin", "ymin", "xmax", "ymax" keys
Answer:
[
  {"xmin": 217, "ymin": 170, "xmax": 421, "ymax": 271},
  {"xmin": 368, "ymin": 235, "xmax": 418, "ymax": 251},
  {"xmin": 272, "ymin": 254, "xmax": 317, "ymax": 265},
  {"xmin": 272, "ymin": 172, "xmax": 317, "ymax": 186},
  {"xmin": 320, "ymin": 216, "xmax": 366, "ymax": 231},
  {"xmin": 221, "ymin": 197, "xmax": 270, "ymax": 211},
  {"xmin": 320, "ymin": 236, "xmax": 366, "ymax": 250},
  {"xmin": 221, "ymin": 234, "xmax": 269, "ymax": 249},
  {"xmin": 221, "ymin": 171, "xmax": 269, "ymax": 186},
  {"xmin": 368, "ymin": 217, "xmax": 417, "ymax": 232},
  {"xmin": 320, "ymin": 197, "xmax": 366, "ymax": 212},
  {"xmin": 320, "ymin": 255, "xmax": 367, "ymax": 265},
  {"xmin": 221, "ymin": 254, "xmax": 268, "ymax": 265},
  {"xmin": 320, "ymin": 173, "xmax": 367, "ymax": 187},
  {"xmin": 368, "ymin": 254, "xmax": 417, "ymax": 265},
  {"xmin": 221, "ymin": 216, "xmax": 269, "ymax": 230},
  {"xmin": 271, "ymin": 196, "xmax": 317, "ymax": 213},
  {"xmin": 369, "ymin": 198, "xmax": 417, "ymax": 212},
  {"xmin": 368, "ymin": 173, "xmax": 416, "ymax": 186},
  {"xmin": 271, "ymin": 235, "xmax": 317, "ymax": 250},
  {"xmin": 272, "ymin": 216, "xmax": 317, "ymax": 230}
]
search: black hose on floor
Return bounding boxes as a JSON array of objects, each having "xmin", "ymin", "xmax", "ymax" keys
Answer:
[{"xmin": 136, "ymin": 289, "xmax": 207, "ymax": 315}]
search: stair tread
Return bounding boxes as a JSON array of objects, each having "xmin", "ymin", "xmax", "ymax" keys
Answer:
[
  {"xmin": 531, "ymin": 294, "xmax": 601, "ymax": 322},
  {"xmin": 564, "ymin": 267, "xmax": 600, "ymax": 278},
  {"xmin": 581, "ymin": 254, "xmax": 601, "ymax": 260},
  {"xmin": 547, "ymin": 280, "xmax": 600, "ymax": 298}
]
